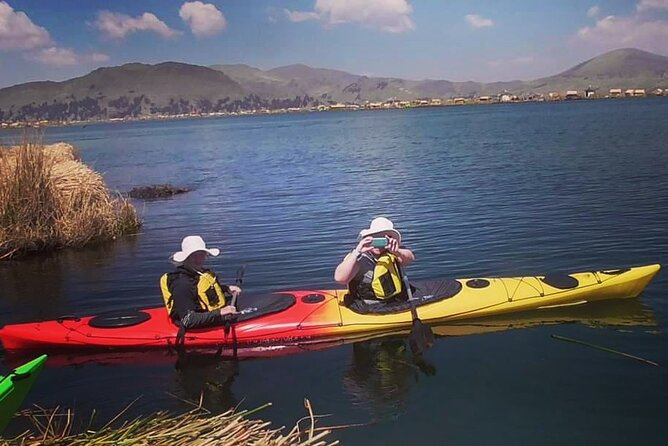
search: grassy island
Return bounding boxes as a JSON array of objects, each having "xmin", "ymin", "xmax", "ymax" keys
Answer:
[{"xmin": 0, "ymin": 139, "xmax": 141, "ymax": 260}]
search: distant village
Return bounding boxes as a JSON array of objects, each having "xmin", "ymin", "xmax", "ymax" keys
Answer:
[{"xmin": 1, "ymin": 86, "xmax": 665, "ymax": 130}]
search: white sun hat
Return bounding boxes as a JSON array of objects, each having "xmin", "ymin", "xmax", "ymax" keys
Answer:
[
  {"xmin": 172, "ymin": 235, "xmax": 220, "ymax": 263},
  {"xmin": 359, "ymin": 217, "xmax": 402, "ymax": 243}
]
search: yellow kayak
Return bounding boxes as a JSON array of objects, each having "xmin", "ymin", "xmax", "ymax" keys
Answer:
[{"xmin": 334, "ymin": 264, "xmax": 661, "ymax": 338}]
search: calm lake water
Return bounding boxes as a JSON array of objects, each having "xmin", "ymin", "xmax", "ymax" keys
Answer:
[{"xmin": 1, "ymin": 99, "xmax": 668, "ymax": 445}]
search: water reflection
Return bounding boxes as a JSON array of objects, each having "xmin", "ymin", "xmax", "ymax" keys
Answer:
[
  {"xmin": 339, "ymin": 297, "xmax": 657, "ymax": 422},
  {"xmin": 173, "ymin": 350, "xmax": 239, "ymax": 412},
  {"xmin": 343, "ymin": 337, "xmax": 434, "ymax": 422},
  {"xmin": 430, "ymin": 298, "xmax": 657, "ymax": 337},
  {"xmin": 0, "ymin": 237, "xmax": 140, "ymax": 323}
]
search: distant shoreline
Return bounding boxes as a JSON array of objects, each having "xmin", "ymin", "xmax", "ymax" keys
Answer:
[{"xmin": 1, "ymin": 94, "xmax": 665, "ymax": 131}]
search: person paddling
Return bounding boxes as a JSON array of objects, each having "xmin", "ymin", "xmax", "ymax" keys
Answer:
[
  {"xmin": 334, "ymin": 217, "xmax": 415, "ymax": 310},
  {"xmin": 160, "ymin": 235, "xmax": 239, "ymax": 330}
]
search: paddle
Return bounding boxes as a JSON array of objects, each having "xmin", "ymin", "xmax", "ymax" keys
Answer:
[
  {"xmin": 228, "ymin": 265, "xmax": 245, "ymax": 359},
  {"xmin": 402, "ymin": 272, "xmax": 435, "ymax": 356},
  {"xmin": 230, "ymin": 265, "xmax": 245, "ymax": 308}
]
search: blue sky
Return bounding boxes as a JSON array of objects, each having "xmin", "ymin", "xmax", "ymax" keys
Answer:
[{"xmin": 1, "ymin": 0, "xmax": 667, "ymax": 88}]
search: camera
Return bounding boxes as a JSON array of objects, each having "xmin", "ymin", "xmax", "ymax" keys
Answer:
[{"xmin": 371, "ymin": 237, "xmax": 388, "ymax": 248}]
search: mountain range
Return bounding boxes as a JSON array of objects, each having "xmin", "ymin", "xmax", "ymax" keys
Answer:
[{"xmin": 1, "ymin": 48, "xmax": 667, "ymax": 122}]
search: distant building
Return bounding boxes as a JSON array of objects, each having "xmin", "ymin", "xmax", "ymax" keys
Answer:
[
  {"xmin": 478, "ymin": 96, "xmax": 491, "ymax": 103},
  {"xmin": 565, "ymin": 90, "xmax": 580, "ymax": 100},
  {"xmin": 429, "ymin": 98, "xmax": 442, "ymax": 106},
  {"xmin": 453, "ymin": 97, "xmax": 466, "ymax": 104},
  {"xmin": 500, "ymin": 94, "xmax": 512, "ymax": 103},
  {"xmin": 548, "ymin": 92, "xmax": 561, "ymax": 100},
  {"xmin": 584, "ymin": 86, "xmax": 596, "ymax": 98},
  {"xmin": 633, "ymin": 89, "xmax": 646, "ymax": 97},
  {"xmin": 654, "ymin": 88, "xmax": 665, "ymax": 96},
  {"xmin": 624, "ymin": 89, "xmax": 635, "ymax": 97},
  {"xmin": 609, "ymin": 88, "xmax": 622, "ymax": 98}
]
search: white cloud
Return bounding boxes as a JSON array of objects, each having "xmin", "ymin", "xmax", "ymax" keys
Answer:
[
  {"xmin": 285, "ymin": 0, "xmax": 415, "ymax": 33},
  {"xmin": 637, "ymin": 0, "xmax": 668, "ymax": 11},
  {"xmin": 465, "ymin": 14, "xmax": 494, "ymax": 29},
  {"xmin": 0, "ymin": 1, "xmax": 51, "ymax": 50},
  {"xmin": 587, "ymin": 6, "xmax": 601, "ymax": 18},
  {"xmin": 179, "ymin": 1, "xmax": 226, "ymax": 37},
  {"xmin": 577, "ymin": 13, "xmax": 668, "ymax": 53},
  {"xmin": 284, "ymin": 9, "xmax": 320, "ymax": 23},
  {"xmin": 25, "ymin": 47, "xmax": 109, "ymax": 66},
  {"xmin": 91, "ymin": 52, "xmax": 110, "ymax": 63},
  {"xmin": 92, "ymin": 10, "xmax": 181, "ymax": 40}
]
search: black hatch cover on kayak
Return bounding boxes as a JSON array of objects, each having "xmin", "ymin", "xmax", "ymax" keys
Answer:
[
  {"xmin": 89, "ymin": 310, "xmax": 151, "ymax": 328},
  {"xmin": 466, "ymin": 279, "xmax": 490, "ymax": 288},
  {"xmin": 348, "ymin": 279, "xmax": 463, "ymax": 315},
  {"xmin": 234, "ymin": 293, "xmax": 296, "ymax": 322},
  {"xmin": 541, "ymin": 274, "xmax": 579, "ymax": 289}
]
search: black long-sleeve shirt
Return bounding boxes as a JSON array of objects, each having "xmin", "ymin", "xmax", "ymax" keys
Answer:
[{"xmin": 169, "ymin": 266, "xmax": 232, "ymax": 330}]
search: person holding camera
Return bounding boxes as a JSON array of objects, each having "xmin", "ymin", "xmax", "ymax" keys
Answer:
[{"xmin": 334, "ymin": 217, "xmax": 415, "ymax": 307}]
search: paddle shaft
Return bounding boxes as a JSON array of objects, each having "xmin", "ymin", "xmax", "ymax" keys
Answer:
[
  {"xmin": 230, "ymin": 266, "xmax": 245, "ymax": 308},
  {"xmin": 404, "ymin": 275, "xmax": 419, "ymax": 320}
]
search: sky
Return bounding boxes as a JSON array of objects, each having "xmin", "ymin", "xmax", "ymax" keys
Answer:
[{"xmin": 1, "ymin": 0, "xmax": 668, "ymax": 88}]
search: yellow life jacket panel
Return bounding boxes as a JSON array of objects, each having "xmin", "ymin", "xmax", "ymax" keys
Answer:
[
  {"xmin": 196, "ymin": 270, "xmax": 227, "ymax": 311},
  {"xmin": 371, "ymin": 253, "xmax": 404, "ymax": 299},
  {"xmin": 159, "ymin": 269, "xmax": 228, "ymax": 317},
  {"xmin": 160, "ymin": 272, "xmax": 176, "ymax": 315}
]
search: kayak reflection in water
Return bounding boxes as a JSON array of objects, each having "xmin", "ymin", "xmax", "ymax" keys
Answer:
[
  {"xmin": 173, "ymin": 349, "xmax": 239, "ymax": 412},
  {"xmin": 343, "ymin": 337, "xmax": 435, "ymax": 421},
  {"xmin": 334, "ymin": 217, "xmax": 416, "ymax": 310}
]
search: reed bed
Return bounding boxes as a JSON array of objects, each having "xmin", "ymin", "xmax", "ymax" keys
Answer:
[
  {"xmin": 0, "ymin": 139, "xmax": 141, "ymax": 259},
  {"xmin": 3, "ymin": 399, "xmax": 340, "ymax": 446}
]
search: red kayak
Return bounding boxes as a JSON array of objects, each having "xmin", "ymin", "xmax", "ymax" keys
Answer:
[{"xmin": 0, "ymin": 290, "xmax": 333, "ymax": 352}]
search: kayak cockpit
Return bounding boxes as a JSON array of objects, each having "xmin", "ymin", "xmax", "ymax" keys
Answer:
[{"xmin": 346, "ymin": 279, "xmax": 463, "ymax": 314}]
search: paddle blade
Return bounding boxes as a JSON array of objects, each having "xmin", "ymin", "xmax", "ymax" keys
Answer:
[
  {"xmin": 235, "ymin": 265, "xmax": 245, "ymax": 286},
  {"xmin": 409, "ymin": 318, "xmax": 434, "ymax": 356}
]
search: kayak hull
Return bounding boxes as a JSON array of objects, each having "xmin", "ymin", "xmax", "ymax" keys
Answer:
[
  {"xmin": 0, "ymin": 354, "xmax": 47, "ymax": 434},
  {"xmin": 0, "ymin": 264, "xmax": 660, "ymax": 353}
]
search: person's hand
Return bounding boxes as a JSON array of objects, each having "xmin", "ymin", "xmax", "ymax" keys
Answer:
[
  {"xmin": 355, "ymin": 236, "xmax": 374, "ymax": 254},
  {"xmin": 220, "ymin": 305, "xmax": 238, "ymax": 316},
  {"xmin": 228, "ymin": 285, "xmax": 242, "ymax": 297},
  {"xmin": 386, "ymin": 237, "xmax": 400, "ymax": 254}
]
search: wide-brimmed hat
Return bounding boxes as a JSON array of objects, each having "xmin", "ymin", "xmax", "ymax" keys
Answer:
[
  {"xmin": 172, "ymin": 235, "xmax": 220, "ymax": 263},
  {"xmin": 359, "ymin": 217, "xmax": 401, "ymax": 243}
]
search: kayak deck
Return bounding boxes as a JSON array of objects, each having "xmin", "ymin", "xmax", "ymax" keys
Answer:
[
  {"xmin": 0, "ymin": 264, "xmax": 660, "ymax": 353},
  {"xmin": 0, "ymin": 354, "xmax": 48, "ymax": 434}
]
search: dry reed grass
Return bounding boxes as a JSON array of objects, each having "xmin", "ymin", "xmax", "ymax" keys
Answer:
[
  {"xmin": 3, "ymin": 399, "xmax": 341, "ymax": 446},
  {"xmin": 0, "ymin": 137, "xmax": 141, "ymax": 260}
]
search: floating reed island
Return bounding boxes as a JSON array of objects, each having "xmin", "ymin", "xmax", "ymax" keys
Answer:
[
  {"xmin": 127, "ymin": 184, "xmax": 191, "ymax": 199},
  {"xmin": 0, "ymin": 139, "xmax": 141, "ymax": 260},
  {"xmin": 5, "ymin": 400, "xmax": 340, "ymax": 446}
]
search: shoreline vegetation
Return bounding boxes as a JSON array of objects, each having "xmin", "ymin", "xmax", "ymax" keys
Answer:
[
  {"xmin": 1, "ymin": 93, "xmax": 665, "ymax": 131},
  {"xmin": 0, "ymin": 135, "xmax": 141, "ymax": 260},
  {"xmin": 5, "ymin": 399, "xmax": 341, "ymax": 445}
]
